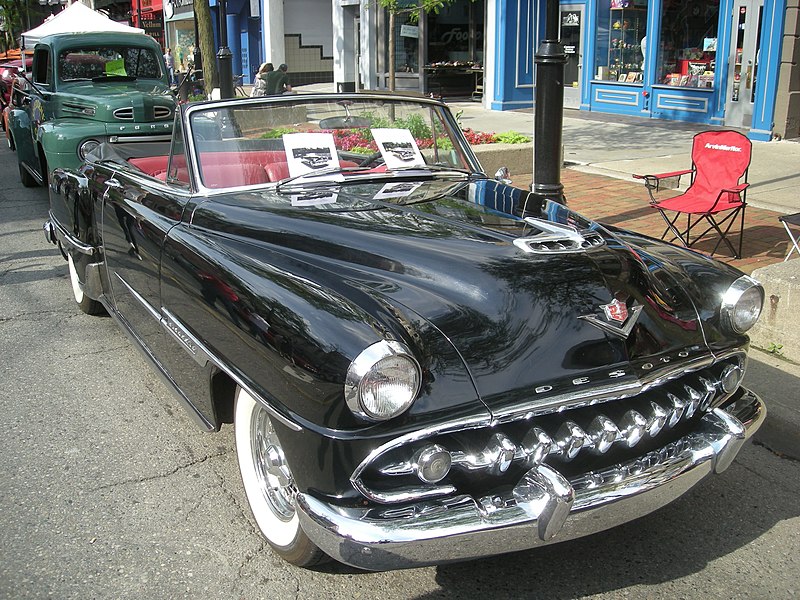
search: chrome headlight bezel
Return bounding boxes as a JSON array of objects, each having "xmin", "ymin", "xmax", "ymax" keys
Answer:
[
  {"xmin": 345, "ymin": 340, "xmax": 422, "ymax": 422},
  {"xmin": 720, "ymin": 275, "xmax": 764, "ymax": 334},
  {"xmin": 78, "ymin": 139, "xmax": 101, "ymax": 160}
]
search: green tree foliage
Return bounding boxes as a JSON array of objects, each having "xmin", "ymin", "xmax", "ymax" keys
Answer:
[{"xmin": 0, "ymin": 0, "xmax": 39, "ymax": 53}]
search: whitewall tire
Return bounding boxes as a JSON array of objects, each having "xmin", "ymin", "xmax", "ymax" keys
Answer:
[{"xmin": 234, "ymin": 387, "xmax": 327, "ymax": 566}]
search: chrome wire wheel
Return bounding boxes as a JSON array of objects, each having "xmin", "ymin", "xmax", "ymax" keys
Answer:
[
  {"xmin": 234, "ymin": 387, "xmax": 327, "ymax": 566},
  {"xmin": 251, "ymin": 405, "xmax": 296, "ymax": 522}
]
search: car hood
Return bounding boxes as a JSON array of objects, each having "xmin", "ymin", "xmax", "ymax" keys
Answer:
[{"xmin": 193, "ymin": 178, "xmax": 729, "ymax": 415}]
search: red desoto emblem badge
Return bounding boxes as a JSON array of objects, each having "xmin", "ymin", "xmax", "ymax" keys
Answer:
[{"xmin": 602, "ymin": 299, "xmax": 629, "ymax": 323}]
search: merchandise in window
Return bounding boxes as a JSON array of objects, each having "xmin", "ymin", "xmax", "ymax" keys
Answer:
[
  {"xmin": 593, "ymin": 0, "xmax": 648, "ymax": 83},
  {"xmin": 657, "ymin": 1, "xmax": 720, "ymax": 88}
]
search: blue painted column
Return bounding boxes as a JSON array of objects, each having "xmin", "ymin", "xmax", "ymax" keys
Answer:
[
  {"xmin": 750, "ymin": 0, "xmax": 787, "ymax": 141},
  {"xmin": 227, "ymin": 13, "xmax": 242, "ymax": 82}
]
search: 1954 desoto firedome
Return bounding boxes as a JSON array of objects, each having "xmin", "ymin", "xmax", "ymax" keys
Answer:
[{"xmin": 44, "ymin": 93, "xmax": 765, "ymax": 571}]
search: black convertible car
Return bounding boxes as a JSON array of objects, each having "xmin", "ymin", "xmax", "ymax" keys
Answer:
[{"xmin": 44, "ymin": 94, "xmax": 766, "ymax": 571}]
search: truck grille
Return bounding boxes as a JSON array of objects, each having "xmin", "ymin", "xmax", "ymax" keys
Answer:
[{"xmin": 154, "ymin": 106, "xmax": 172, "ymax": 120}]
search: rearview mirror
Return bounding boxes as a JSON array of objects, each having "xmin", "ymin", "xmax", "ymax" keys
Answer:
[{"xmin": 318, "ymin": 116, "xmax": 371, "ymax": 129}]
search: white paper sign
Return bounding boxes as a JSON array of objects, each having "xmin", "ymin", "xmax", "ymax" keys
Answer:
[
  {"xmin": 371, "ymin": 128, "xmax": 426, "ymax": 171},
  {"xmin": 283, "ymin": 132, "xmax": 340, "ymax": 178},
  {"xmin": 291, "ymin": 190, "xmax": 338, "ymax": 207},
  {"xmin": 373, "ymin": 182, "xmax": 423, "ymax": 200}
]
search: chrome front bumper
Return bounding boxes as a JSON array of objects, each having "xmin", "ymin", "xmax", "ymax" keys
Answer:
[{"xmin": 296, "ymin": 389, "xmax": 765, "ymax": 571}]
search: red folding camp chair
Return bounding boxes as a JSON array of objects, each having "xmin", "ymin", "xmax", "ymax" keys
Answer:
[{"xmin": 634, "ymin": 130, "xmax": 752, "ymax": 259}]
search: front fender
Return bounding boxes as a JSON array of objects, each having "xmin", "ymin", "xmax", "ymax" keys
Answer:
[
  {"xmin": 38, "ymin": 119, "xmax": 108, "ymax": 172},
  {"xmin": 611, "ymin": 228, "xmax": 750, "ymax": 349}
]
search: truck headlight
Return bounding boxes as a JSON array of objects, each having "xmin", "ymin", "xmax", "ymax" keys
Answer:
[
  {"xmin": 721, "ymin": 275, "xmax": 764, "ymax": 334},
  {"xmin": 78, "ymin": 139, "xmax": 101, "ymax": 160},
  {"xmin": 345, "ymin": 340, "xmax": 421, "ymax": 421}
]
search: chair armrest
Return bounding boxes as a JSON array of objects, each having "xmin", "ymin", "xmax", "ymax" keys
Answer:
[
  {"xmin": 633, "ymin": 169, "xmax": 692, "ymax": 181},
  {"xmin": 633, "ymin": 169, "xmax": 692, "ymax": 204},
  {"xmin": 721, "ymin": 183, "xmax": 749, "ymax": 193}
]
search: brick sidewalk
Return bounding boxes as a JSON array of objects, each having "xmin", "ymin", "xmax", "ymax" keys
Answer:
[{"xmin": 512, "ymin": 170, "xmax": 789, "ymax": 275}]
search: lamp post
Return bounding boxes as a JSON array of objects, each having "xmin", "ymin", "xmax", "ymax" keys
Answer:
[
  {"xmin": 531, "ymin": 0, "xmax": 567, "ymax": 206},
  {"xmin": 217, "ymin": 0, "xmax": 234, "ymax": 98}
]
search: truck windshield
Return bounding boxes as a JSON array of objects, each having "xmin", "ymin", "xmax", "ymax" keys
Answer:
[{"xmin": 59, "ymin": 46, "xmax": 162, "ymax": 82}]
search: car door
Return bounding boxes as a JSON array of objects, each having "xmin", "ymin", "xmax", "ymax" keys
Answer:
[
  {"xmin": 98, "ymin": 123, "xmax": 218, "ymax": 428},
  {"xmin": 100, "ymin": 167, "xmax": 185, "ymax": 345}
]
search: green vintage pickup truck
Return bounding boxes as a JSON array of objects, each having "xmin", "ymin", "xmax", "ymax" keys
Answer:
[{"xmin": 8, "ymin": 31, "xmax": 176, "ymax": 186}]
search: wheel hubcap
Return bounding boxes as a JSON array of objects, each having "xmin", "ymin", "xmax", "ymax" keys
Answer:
[{"xmin": 251, "ymin": 406, "xmax": 296, "ymax": 521}]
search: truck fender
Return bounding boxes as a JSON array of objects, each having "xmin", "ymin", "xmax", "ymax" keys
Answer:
[{"xmin": 8, "ymin": 107, "xmax": 36, "ymax": 166}]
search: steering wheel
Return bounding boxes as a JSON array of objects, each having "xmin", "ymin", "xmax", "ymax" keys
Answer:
[{"xmin": 358, "ymin": 152, "xmax": 385, "ymax": 168}]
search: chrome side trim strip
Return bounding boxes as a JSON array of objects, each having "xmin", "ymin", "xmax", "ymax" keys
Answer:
[
  {"xmin": 299, "ymin": 389, "xmax": 764, "ymax": 571},
  {"xmin": 109, "ymin": 134, "xmax": 173, "ymax": 143},
  {"xmin": 157, "ymin": 309, "xmax": 303, "ymax": 433},
  {"xmin": 113, "ymin": 275, "xmax": 302, "ymax": 432},
  {"xmin": 114, "ymin": 273, "xmax": 161, "ymax": 320},
  {"xmin": 160, "ymin": 307, "xmax": 212, "ymax": 367}
]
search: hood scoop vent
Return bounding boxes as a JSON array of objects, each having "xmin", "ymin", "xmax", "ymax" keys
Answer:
[{"xmin": 513, "ymin": 217, "xmax": 605, "ymax": 254}]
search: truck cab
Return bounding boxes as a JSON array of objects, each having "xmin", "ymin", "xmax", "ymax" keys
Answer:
[{"xmin": 8, "ymin": 31, "xmax": 176, "ymax": 187}]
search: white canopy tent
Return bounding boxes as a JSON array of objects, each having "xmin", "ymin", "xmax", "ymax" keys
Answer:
[{"xmin": 22, "ymin": 2, "xmax": 145, "ymax": 48}]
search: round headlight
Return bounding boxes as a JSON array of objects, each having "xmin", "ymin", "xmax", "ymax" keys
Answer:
[
  {"xmin": 345, "ymin": 340, "xmax": 421, "ymax": 421},
  {"xmin": 78, "ymin": 139, "xmax": 101, "ymax": 160},
  {"xmin": 721, "ymin": 275, "xmax": 764, "ymax": 334}
]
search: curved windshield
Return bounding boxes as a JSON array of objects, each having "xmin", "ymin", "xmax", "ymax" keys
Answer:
[
  {"xmin": 59, "ymin": 46, "xmax": 162, "ymax": 81},
  {"xmin": 187, "ymin": 98, "xmax": 476, "ymax": 189}
]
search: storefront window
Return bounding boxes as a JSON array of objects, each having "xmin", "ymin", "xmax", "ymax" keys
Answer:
[
  {"xmin": 656, "ymin": 1, "xmax": 719, "ymax": 88},
  {"xmin": 594, "ymin": 0, "xmax": 648, "ymax": 83},
  {"xmin": 426, "ymin": 0, "xmax": 483, "ymax": 67}
]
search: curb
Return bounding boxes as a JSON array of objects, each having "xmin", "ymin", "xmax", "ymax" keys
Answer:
[{"xmin": 745, "ymin": 350, "xmax": 800, "ymax": 460}]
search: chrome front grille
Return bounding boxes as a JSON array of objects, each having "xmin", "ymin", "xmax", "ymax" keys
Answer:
[
  {"xmin": 354, "ymin": 354, "xmax": 745, "ymax": 504},
  {"xmin": 154, "ymin": 106, "xmax": 172, "ymax": 119},
  {"xmin": 113, "ymin": 107, "xmax": 134, "ymax": 120}
]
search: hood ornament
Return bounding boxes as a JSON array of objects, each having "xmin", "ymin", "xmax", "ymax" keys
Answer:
[
  {"xmin": 513, "ymin": 218, "xmax": 605, "ymax": 254},
  {"xmin": 579, "ymin": 299, "xmax": 642, "ymax": 339}
]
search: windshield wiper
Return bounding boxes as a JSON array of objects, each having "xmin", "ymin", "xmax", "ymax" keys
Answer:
[
  {"xmin": 390, "ymin": 164, "xmax": 483, "ymax": 178},
  {"xmin": 274, "ymin": 163, "xmax": 483, "ymax": 194},
  {"xmin": 274, "ymin": 165, "xmax": 373, "ymax": 194},
  {"xmin": 91, "ymin": 75, "xmax": 137, "ymax": 82}
]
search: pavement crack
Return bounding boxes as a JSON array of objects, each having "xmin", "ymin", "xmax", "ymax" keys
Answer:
[
  {"xmin": 89, "ymin": 449, "xmax": 231, "ymax": 492},
  {"xmin": 753, "ymin": 440, "xmax": 799, "ymax": 463}
]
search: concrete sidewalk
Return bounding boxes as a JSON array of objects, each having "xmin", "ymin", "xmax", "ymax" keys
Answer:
[{"xmin": 448, "ymin": 100, "xmax": 800, "ymax": 215}]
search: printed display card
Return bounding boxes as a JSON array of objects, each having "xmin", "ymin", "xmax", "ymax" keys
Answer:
[
  {"xmin": 283, "ymin": 132, "xmax": 341, "ymax": 179},
  {"xmin": 371, "ymin": 128, "xmax": 426, "ymax": 170},
  {"xmin": 373, "ymin": 182, "xmax": 423, "ymax": 200}
]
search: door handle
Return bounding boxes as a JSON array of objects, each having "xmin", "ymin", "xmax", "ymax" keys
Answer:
[{"xmin": 745, "ymin": 62, "xmax": 752, "ymax": 89}]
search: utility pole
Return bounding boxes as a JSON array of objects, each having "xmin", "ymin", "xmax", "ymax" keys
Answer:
[
  {"xmin": 531, "ymin": 0, "xmax": 567, "ymax": 206},
  {"xmin": 217, "ymin": 0, "xmax": 234, "ymax": 98}
]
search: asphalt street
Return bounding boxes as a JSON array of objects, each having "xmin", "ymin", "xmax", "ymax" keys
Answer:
[{"xmin": 1, "ymin": 141, "xmax": 799, "ymax": 599}]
